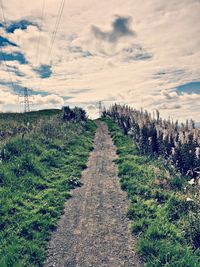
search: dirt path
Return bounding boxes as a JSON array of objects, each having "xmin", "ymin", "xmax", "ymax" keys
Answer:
[{"xmin": 44, "ymin": 121, "xmax": 143, "ymax": 267}]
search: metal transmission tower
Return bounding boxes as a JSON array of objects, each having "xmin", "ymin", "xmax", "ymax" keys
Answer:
[{"xmin": 23, "ymin": 88, "xmax": 30, "ymax": 113}]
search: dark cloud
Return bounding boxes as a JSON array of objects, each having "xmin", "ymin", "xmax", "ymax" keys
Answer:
[
  {"xmin": 123, "ymin": 44, "xmax": 153, "ymax": 61},
  {"xmin": 153, "ymin": 69, "xmax": 186, "ymax": 80},
  {"xmin": 68, "ymin": 88, "xmax": 92, "ymax": 94},
  {"xmin": 0, "ymin": 81, "xmax": 25, "ymax": 95},
  {"xmin": 91, "ymin": 16, "xmax": 135, "ymax": 43},
  {"xmin": 0, "ymin": 52, "xmax": 27, "ymax": 64},
  {"xmin": 6, "ymin": 19, "xmax": 39, "ymax": 33},
  {"xmin": 34, "ymin": 64, "xmax": 52, "ymax": 79},
  {"xmin": 9, "ymin": 66, "xmax": 25, "ymax": 77},
  {"xmin": 69, "ymin": 46, "xmax": 93, "ymax": 57},
  {"xmin": 25, "ymin": 89, "xmax": 50, "ymax": 96},
  {"xmin": 0, "ymin": 36, "xmax": 17, "ymax": 47},
  {"xmin": 130, "ymin": 52, "xmax": 152, "ymax": 61}
]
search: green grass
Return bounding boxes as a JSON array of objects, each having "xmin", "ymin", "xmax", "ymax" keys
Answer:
[
  {"xmin": 103, "ymin": 118, "xmax": 200, "ymax": 267},
  {"xmin": 0, "ymin": 109, "xmax": 61, "ymax": 123},
  {"xmin": 0, "ymin": 109, "xmax": 62, "ymax": 142},
  {"xmin": 0, "ymin": 112, "xmax": 96, "ymax": 267}
]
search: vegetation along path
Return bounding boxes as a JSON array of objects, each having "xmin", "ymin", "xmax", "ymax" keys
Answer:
[{"xmin": 45, "ymin": 121, "xmax": 142, "ymax": 267}]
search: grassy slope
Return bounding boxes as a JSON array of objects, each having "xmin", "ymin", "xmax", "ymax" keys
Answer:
[
  {"xmin": 104, "ymin": 118, "xmax": 200, "ymax": 267},
  {"xmin": 0, "ymin": 111, "xmax": 96, "ymax": 267},
  {"xmin": 0, "ymin": 109, "xmax": 62, "ymax": 142}
]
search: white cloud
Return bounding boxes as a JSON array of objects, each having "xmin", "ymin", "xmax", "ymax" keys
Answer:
[
  {"xmin": 0, "ymin": 0, "xmax": 199, "ymax": 120},
  {"xmin": 32, "ymin": 94, "xmax": 64, "ymax": 106},
  {"xmin": 157, "ymin": 103, "xmax": 181, "ymax": 110},
  {"xmin": 0, "ymin": 89, "xmax": 18, "ymax": 105}
]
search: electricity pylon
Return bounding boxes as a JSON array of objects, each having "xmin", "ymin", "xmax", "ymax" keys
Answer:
[{"xmin": 23, "ymin": 88, "xmax": 30, "ymax": 113}]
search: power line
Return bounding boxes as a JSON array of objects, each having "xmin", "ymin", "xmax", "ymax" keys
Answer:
[
  {"xmin": 46, "ymin": 0, "xmax": 66, "ymax": 64},
  {"xmin": 48, "ymin": 0, "xmax": 65, "ymax": 58},
  {"xmin": 0, "ymin": 0, "xmax": 23, "ymax": 112},
  {"xmin": 0, "ymin": 0, "xmax": 16, "ymax": 92},
  {"xmin": 35, "ymin": 0, "xmax": 66, "ymax": 92},
  {"xmin": 0, "ymin": 47, "xmax": 15, "ymax": 91},
  {"xmin": 0, "ymin": 0, "xmax": 16, "ymax": 93},
  {"xmin": 35, "ymin": 0, "xmax": 46, "ymax": 66}
]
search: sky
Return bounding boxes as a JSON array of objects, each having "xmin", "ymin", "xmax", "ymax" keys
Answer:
[{"xmin": 0, "ymin": 0, "xmax": 200, "ymax": 121}]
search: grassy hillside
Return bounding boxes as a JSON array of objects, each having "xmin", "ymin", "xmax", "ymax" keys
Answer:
[
  {"xmin": 104, "ymin": 118, "xmax": 200, "ymax": 267},
  {"xmin": 0, "ymin": 110, "xmax": 96, "ymax": 266},
  {"xmin": 0, "ymin": 109, "xmax": 62, "ymax": 142}
]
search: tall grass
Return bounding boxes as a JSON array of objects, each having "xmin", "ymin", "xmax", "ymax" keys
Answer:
[
  {"xmin": 0, "ymin": 109, "xmax": 61, "ymax": 142},
  {"xmin": 103, "ymin": 104, "xmax": 200, "ymax": 178},
  {"xmin": 103, "ymin": 118, "xmax": 200, "ymax": 267}
]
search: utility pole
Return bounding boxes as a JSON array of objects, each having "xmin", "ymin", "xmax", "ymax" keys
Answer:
[{"xmin": 98, "ymin": 101, "xmax": 102, "ymax": 118}]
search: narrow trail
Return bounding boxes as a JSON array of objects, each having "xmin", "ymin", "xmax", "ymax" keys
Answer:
[{"xmin": 45, "ymin": 121, "xmax": 143, "ymax": 267}]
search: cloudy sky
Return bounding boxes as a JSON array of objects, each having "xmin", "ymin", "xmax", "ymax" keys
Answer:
[{"xmin": 0, "ymin": 0, "xmax": 200, "ymax": 120}]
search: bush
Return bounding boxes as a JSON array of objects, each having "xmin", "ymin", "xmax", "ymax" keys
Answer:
[{"xmin": 63, "ymin": 106, "xmax": 87, "ymax": 122}]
